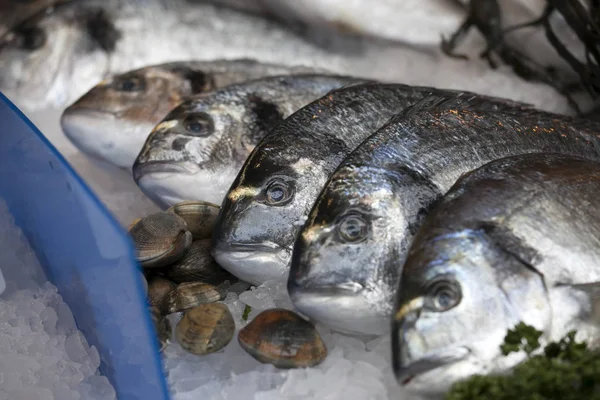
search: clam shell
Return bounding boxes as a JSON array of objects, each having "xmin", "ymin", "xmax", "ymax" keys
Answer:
[
  {"xmin": 175, "ymin": 303, "xmax": 235, "ymax": 355},
  {"xmin": 147, "ymin": 274, "xmax": 177, "ymax": 312},
  {"xmin": 164, "ymin": 239, "xmax": 235, "ymax": 285},
  {"xmin": 167, "ymin": 200, "xmax": 220, "ymax": 240},
  {"xmin": 128, "ymin": 217, "xmax": 142, "ymax": 231},
  {"xmin": 130, "ymin": 211, "xmax": 193, "ymax": 268},
  {"xmin": 150, "ymin": 306, "xmax": 172, "ymax": 352},
  {"xmin": 162, "ymin": 281, "xmax": 226, "ymax": 314},
  {"xmin": 238, "ymin": 308, "xmax": 327, "ymax": 368}
]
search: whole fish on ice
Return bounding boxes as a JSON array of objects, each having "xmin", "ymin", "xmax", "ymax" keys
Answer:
[
  {"xmin": 132, "ymin": 74, "xmax": 360, "ymax": 209},
  {"xmin": 392, "ymin": 152, "xmax": 600, "ymax": 394},
  {"xmin": 291, "ymin": 93, "xmax": 600, "ymax": 336},
  {"xmin": 60, "ymin": 59, "xmax": 323, "ymax": 170},
  {"xmin": 0, "ymin": 0, "xmax": 353, "ymax": 110},
  {"xmin": 212, "ymin": 83, "xmax": 513, "ymax": 286}
]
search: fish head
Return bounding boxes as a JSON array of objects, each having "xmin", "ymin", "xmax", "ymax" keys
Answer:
[
  {"xmin": 61, "ymin": 64, "xmax": 214, "ymax": 170},
  {"xmin": 288, "ymin": 165, "xmax": 407, "ymax": 336},
  {"xmin": 133, "ymin": 92, "xmax": 271, "ymax": 209},
  {"xmin": 213, "ymin": 136, "xmax": 330, "ymax": 286},
  {"xmin": 392, "ymin": 226, "xmax": 552, "ymax": 394},
  {"xmin": 0, "ymin": 6, "xmax": 115, "ymax": 109}
]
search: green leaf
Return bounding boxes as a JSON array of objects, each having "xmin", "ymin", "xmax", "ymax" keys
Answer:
[
  {"xmin": 445, "ymin": 323, "xmax": 600, "ymax": 400},
  {"xmin": 242, "ymin": 304, "xmax": 252, "ymax": 321}
]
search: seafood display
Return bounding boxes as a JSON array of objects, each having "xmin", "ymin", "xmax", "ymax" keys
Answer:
[
  {"xmin": 129, "ymin": 199, "xmax": 328, "ymax": 368},
  {"xmin": 290, "ymin": 93, "xmax": 600, "ymax": 336},
  {"xmin": 61, "ymin": 60, "xmax": 325, "ymax": 170},
  {"xmin": 212, "ymin": 83, "xmax": 518, "ymax": 286},
  {"xmin": 5, "ymin": 0, "xmax": 600, "ymax": 398}
]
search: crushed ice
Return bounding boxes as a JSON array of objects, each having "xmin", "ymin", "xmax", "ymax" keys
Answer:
[
  {"xmin": 163, "ymin": 277, "xmax": 424, "ymax": 400},
  {"xmin": 0, "ymin": 199, "xmax": 116, "ymax": 400}
]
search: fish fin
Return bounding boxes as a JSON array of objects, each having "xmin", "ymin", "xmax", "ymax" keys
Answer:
[
  {"xmin": 82, "ymin": 8, "xmax": 121, "ymax": 53},
  {"xmin": 321, "ymin": 79, "xmax": 380, "ymax": 96},
  {"xmin": 247, "ymin": 95, "xmax": 285, "ymax": 144},
  {"xmin": 382, "ymin": 165, "xmax": 442, "ymax": 237},
  {"xmin": 387, "ymin": 91, "xmax": 535, "ymax": 126}
]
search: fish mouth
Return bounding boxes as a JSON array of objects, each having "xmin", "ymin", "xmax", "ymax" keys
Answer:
[
  {"xmin": 64, "ymin": 107, "xmax": 117, "ymax": 118},
  {"xmin": 289, "ymin": 283, "xmax": 390, "ymax": 336},
  {"xmin": 212, "ymin": 241, "xmax": 291, "ymax": 286},
  {"xmin": 61, "ymin": 108, "xmax": 117, "ymax": 139},
  {"xmin": 133, "ymin": 161, "xmax": 201, "ymax": 181},
  {"xmin": 135, "ymin": 164, "xmax": 235, "ymax": 209},
  {"xmin": 393, "ymin": 347, "xmax": 471, "ymax": 386}
]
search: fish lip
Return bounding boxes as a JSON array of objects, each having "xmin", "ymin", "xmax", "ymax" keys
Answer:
[
  {"xmin": 212, "ymin": 241, "xmax": 290, "ymax": 285},
  {"xmin": 213, "ymin": 241, "xmax": 284, "ymax": 255},
  {"xmin": 133, "ymin": 161, "xmax": 200, "ymax": 181},
  {"xmin": 288, "ymin": 281, "xmax": 365, "ymax": 296},
  {"xmin": 394, "ymin": 347, "xmax": 471, "ymax": 385},
  {"xmin": 63, "ymin": 106, "xmax": 118, "ymax": 119}
]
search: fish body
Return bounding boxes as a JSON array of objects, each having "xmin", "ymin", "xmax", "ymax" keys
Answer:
[
  {"xmin": 132, "ymin": 74, "xmax": 359, "ymax": 209},
  {"xmin": 253, "ymin": 0, "xmax": 466, "ymax": 48},
  {"xmin": 291, "ymin": 93, "xmax": 600, "ymax": 336},
  {"xmin": 0, "ymin": 0, "xmax": 355, "ymax": 111},
  {"xmin": 392, "ymin": 153, "xmax": 600, "ymax": 394},
  {"xmin": 60, "ymin": 59, "xmax": 324, "ymax": 170},
  {"xmin": 212, "ymin": 83, "xmax": 505, "ymax": 287}
]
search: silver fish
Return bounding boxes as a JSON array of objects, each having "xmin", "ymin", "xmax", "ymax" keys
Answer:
[
  {"xmin": 291, "ymin": 93, "xmax": 600, "ymax": 336},
  {"xmin": 132, "ymin": 74, "xmax": 360, "ymax": 209},
  {"xmin": 392, "ymin": 153, "xmax": 600, "ymax": 394},
  {"xmin": 0, "ymin": 0, "xmax": 353, "ymax": 111},
  {"xmin": 60, "ymin": 59, "xmax": 323, "ymax": 170},
  {"xmin": 212, "ymin": 83, "xmax": 498, "ymax": 286}
]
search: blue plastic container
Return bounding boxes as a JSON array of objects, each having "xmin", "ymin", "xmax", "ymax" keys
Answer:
[{"xmin": 0, "ymin": 92, "xmax": 171, "ymax": 400}]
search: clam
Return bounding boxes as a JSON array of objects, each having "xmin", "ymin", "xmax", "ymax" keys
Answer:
[
  {"xmin": 167, "ymin": 200, "xmax": 220, "ymax": 240},
  {"xmin": 127, "ymin": 217, "xmax": 142, "ymax": 231},
  {"xmin": 150, "ymin": 306, "xmax": 172, "ymax": 352},
  {"xmin": 129, "ymin": 211, "xmax": 192, "ymax": 268},
  {"xmin": 238, "ymin": 308, "xmax": 327, "ymax": 369},
  {"xmin": 175, "ymin": 303, "xmax": 235, "ymax": 355},
  {"xmin": 146, "ymin": 274, "xmax": 177, "ymax": 312},
  {"xmin": 162, "ymin": 281, "xmax": 226, "ymax": 314},
  {"xmin": 164, "ymin": 239, "xmax": 235, "ymax": 285}
]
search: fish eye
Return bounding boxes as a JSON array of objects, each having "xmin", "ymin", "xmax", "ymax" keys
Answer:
[
  {"xmin": 183, "ymin": 113, "xmax": 215, "ymax": 137},
  {"xmin": 263, "ymin": 179, "xmax": 294, "ymax": 206},
  {"xmin": 428, "ymin": 279, "xmax": 461, "ymax": 312},
  {"xmin": 12, "ymin": 25, "xmax": 47, "ymax": 50},
  {"xmin": 114, "ymin": 76, "xmax": 145, "ymax": 92},
  {"xmin": 337, "ymin": 213, "xmax": 369, "ymax": 243}
]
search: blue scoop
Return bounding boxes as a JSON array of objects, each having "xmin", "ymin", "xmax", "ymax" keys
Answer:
[{"xmin": 0, "ymin": 92, "xmax": 170, "ymax": 400}]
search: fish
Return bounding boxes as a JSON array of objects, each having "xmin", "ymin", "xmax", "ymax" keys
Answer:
[
  {"xmin": 211, "ymin": 83, "xmax": 502, "ymax": 286},
  {"xmin": 290, "ymin": 93, "xmax": 600, "ymax": 337},
  {"xmin": 0, "ymin": 0, "xmax": 71, "ymax": 37},
  {"xmin": 132, "ymin": 74, "xmax": 361, "ymax": 209},
  {"xmin": 249, "ymin": 0, "xmax": 466, "ymax": 49},
  {"xmin": 391, "ymin": 152, "xmax": 600, "ymax": 394},
  {"xmin": 0, "ymin": 0, "xmax": 354, "ymax": 111},
  {"xmin": 60, "ymin": 59, "xmax": 324, "ymax": 170}
]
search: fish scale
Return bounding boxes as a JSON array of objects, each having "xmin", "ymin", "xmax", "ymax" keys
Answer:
[
  {"xmin": 391, "ymin": 153, "xmax": 600, "ymax": 394},
  {"xmin": 291, "ymin": 92, "xmax": 600, "ymax": 337},
  {"xmin": 61, "ymin": 59, "xmax": 326, "ymax": 170},
  {"xmin": 132, "ymin": 74, "xmax": 359, "ymax": 209},
  {"xmin": 212, "ymin": 82, "xmax": 518, "ymax": 287}
]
